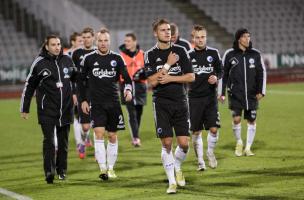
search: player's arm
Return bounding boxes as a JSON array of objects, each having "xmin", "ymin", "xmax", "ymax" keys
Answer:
[
  {"xmin": 20, "ymin": 59, "xmax": 42, "ymax": 119},
  {"xmin": 118, "ymin": 56, "xmax": 132, "ymax": 102},
  {"xmin": 218, "ymin": 51, "xmax": 232, "ymax": 102},
  {"xmin": 256, "ymin": 53, "xmax": 267, "ymax": 100},
  {"xmin": 159, "ymin": 50, "xmax": 195, "ymax": 84},
  {"xmin": 77, "ymin": 56, "xmax": 90, "ymax": 114}
]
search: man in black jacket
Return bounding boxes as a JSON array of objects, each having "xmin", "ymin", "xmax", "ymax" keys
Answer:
[
  {"xmin": 20, "ymin": 35, "xmax": 77, "ymax": 184},
  {"xmin": 79, "ymin": 28, "xmax": 132, "ymax": 181},
  {"xmin": 188, "ymin": 25, "xmax": 223, "ymax": 170},
  {"xmin": 219, "ymin": 28, "xmax": 266, "ymax": 157}
]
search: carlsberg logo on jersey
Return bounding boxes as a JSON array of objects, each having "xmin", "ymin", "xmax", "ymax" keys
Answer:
[
  {"xmin": 168, "ymin": 65, "xmax": 182, "ymax": 75},
  {"xmin": 193, "ymin": 65, "xmax": 214, "ymax": 74},
  {"xmin": 92, "ymin": 68, "xmax": 116, "ymax": 79}
]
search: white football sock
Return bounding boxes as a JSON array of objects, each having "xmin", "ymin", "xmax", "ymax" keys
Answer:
[
  {"xmin": 246, "ymin": 123, "xmax": 256, "ymax": 150},
  {"xmin": 207, "ymin": 131, "xmax": 219, "ymax": 154},
  {"xmin": 54, "ymin": 127, "xmax": 58, "ymax": 151},
  {"xmin": 107, "ymin": 141, "xmax": 118, "ymax": 170},
  {"xmin": 174, "ymin": 145, "xmax": 188, "ymax": 172},
  {"xmin": 95, "ymin": 139, "xmax": 107, "ymax": 171},
  {"xmin": 161, "ymin": 147, "xmax": 176, "ymax": 185},
  {"xmin": 192, "ymin": 133, "xmax": 204, "ymax": 165},
  {"xmin": 73, "ymin": 118, "xmax": 82, "ymax": 145},
  {"xmin": 232, "ymin": 122, "xmax": 242, "ymax": 144}
]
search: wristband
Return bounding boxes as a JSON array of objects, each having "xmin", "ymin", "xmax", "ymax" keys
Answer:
[{"xmin": 163, "ymin": 63, "xmax": 170, "ymax": 71}]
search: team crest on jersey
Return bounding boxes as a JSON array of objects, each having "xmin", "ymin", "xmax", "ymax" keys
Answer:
[
  {"xmin": 80, "ymin": 55, "xmax": 84, "ymax": 60},
  {"xmin": 207, "ymin": 56, "xmax": 213, "ymax": 62},
  {"xmin": 249, "ymin": 58, "xmax": 255, "ymax": 68},
  {"xmin": 157, "ymin": 128, "xmax": 162, "ymax": 134},
  {"xmin": 111, "ymin": 60, "xmax": 117, "ymax": 67},
  {"xmin": 63, "ymin": 67, "xmax": 70, "ymax": 78}
]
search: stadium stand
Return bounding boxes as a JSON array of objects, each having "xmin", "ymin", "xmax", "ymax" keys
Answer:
[
  {"xmin": 0, "ymin": 13, "xmax": 38, "ymax": 68},
  {"xmin": 190, "ymin": 0, "xmax": 304, "ymax": 53},
  {"xmin": 71, "ymin": 0, "xmax": 224, "ymax": 51}
]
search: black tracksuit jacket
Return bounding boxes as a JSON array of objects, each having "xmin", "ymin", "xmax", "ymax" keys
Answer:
[{"xmin": 20, "ymin": 47, "xmax": 77, "ymax": 126}]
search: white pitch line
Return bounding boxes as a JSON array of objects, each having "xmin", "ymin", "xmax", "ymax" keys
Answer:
[
  {"xmin": 0, "ymin": 188, "xmax": 32, "ymax": 200},
  {"xmin": 267, "ymin": 90, "xmax": 304, "ymax": 95}
]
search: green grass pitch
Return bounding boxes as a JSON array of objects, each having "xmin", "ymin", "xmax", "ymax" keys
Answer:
[{"xmin": 0, "ymin": 83, "xmax": 304, "ymax": 200}]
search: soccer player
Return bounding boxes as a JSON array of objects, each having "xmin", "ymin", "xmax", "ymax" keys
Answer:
[
  {"xmin": 72, "ymin": 27, "xmax": 96, "ymax": 159},
  {"xmin": 170, "ymin": 23, "xmax": 192, "ymax": 53},
  {"xmin": 188, "ymin": 25, "xmax": 223, "ymax": 170},
  {"xmin": 219, "ymin": 28, "xmax": 266, "ymax": 156},
  {"xmin": 79, "ymin": 28, "xmax": 132, "ymax": 180},
  {"xmin": 144, "ymin": 19, "xmax": 194, "ymax": 194},
  {"xmin": 65, "ymin": 32, "xmax": 83, "ymax": 57},
  {"xmin": 20, "ymin": 35, "xmax": 77, "ymax": 184},
  {"xmin": 119, "ymin": 33, "xmax": 147, "ymax": 147}
]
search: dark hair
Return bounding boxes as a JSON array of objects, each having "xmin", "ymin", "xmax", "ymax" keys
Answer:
[
  {"xmin": 82, "ymin": 27, "xmax": 94, "ymax": 36},
  {"xmin": 170, "ymin": 23, "xmax": 178, "ymax": 36},
  {"xmin": 69, "ymin": 32, "xmax": 81, "ymax": 46},
  {"xmin": 99, "ymin": 27, "xmax": 110, "ymax": 34},
  {"xmin": 125, "ymin": 33, "xmax": 137, "ymax": 41},
  {"xmin": 152, "ymin": 18, "xmax": 170, "ymax": 32},
  {"xmin": 192, "ymin": 24, "xmax": 207, "ymax": 32},
  {"xmin": 43, "ymin": 34, "xmax": 60, "ymax": 47}
]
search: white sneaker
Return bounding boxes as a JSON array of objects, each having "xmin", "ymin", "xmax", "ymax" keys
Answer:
[
  {"xmin": 235, "ymin": 143, "xmax": 243, "ymax": 157},
  {"xmin": 197, "ymin": 161, "xmax": 206, "ymax": 171},
  {"xmin": 244, "ymin": 149, "xmax": 255, "ymax": 156},
  {"xmin": 175, "ymin": 170, "xmax": 186, "ymax": 187},
  {"xmin": 107, "ymin": 169, "xmax": 117, "ymax": 178},
  {"xmin": 166, "ymin": 184, "xmax": 177, "ymax": 194},
  {"xmin": 207, "ymin": 151, "xmax": 217, "ymax": 169}
]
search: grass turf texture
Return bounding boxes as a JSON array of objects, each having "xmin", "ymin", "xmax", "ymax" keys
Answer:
[{"xmin": 0, "ymin": 83, "xmax": 303, "ymax": 200}]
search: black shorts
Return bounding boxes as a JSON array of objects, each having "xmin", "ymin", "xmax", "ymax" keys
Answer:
[
  {"xmin": 77, "ymin": 103, "xmax": 91, "ymax": 124},
  {"xmin": 189, "ymin": 96, "xmax": 220, "ymax": 131},
  {"xmin": 152, "ymin": 101, "xmax": 190, "ymax": 138},
  {"xmin": 90, "ymin": 103, "xmax": 125, "ymax": 131},
  {"xmin": 231, "ymin": 108, "xmax": 257, "ymax": 122}
]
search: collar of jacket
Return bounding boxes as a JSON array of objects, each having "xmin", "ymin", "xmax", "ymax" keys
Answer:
[
  {"xmin": 232, "ymin": 40, "xmax": 253, "ymax": 52},
  {"xmin": 119, "ymin": 44, "xmax": 140, "ymax": 58},
  {"xmin": 39, "ymin": 46, "xmax": 64, "ymax": 60}
]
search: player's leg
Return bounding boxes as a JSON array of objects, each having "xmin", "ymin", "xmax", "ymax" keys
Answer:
[
  {"xmin": 153, "ymin": 102, "xmax": 176, "ymax": 194},
  {"xmin": 244, "ymin": 110, "xmax": 257, "ymax": 156},
  {"xmin": 189, "ymin": 98, "xmax": 206, "ymax": 171},
  {"xmin": 55, "ymin": 124, "xmax": 70, "ymax": 180},
  {"xmin": 91, "ymin": 104, "xmax": 108, "ymax": 180},
  {"xmin": 125, "ymin": 102, "xmax": 140, "ymax": 146},
  {"xmin": 231, "ymin": 109, "xmax": 243, "ymax": 156},
  {"xmin": 135, "ymin": 104, "xmax": 144, "ymax": 146},
  {"xmin": 40, "ymin": 123, "xmax": 56, "ymax": 184},
  {"xmin": 173, "ymin": 102, "xmax": 190, "ymax": 187},
  {"xmin": 207, "ymin": 127, "xmax": 218, "ymax": 169}
]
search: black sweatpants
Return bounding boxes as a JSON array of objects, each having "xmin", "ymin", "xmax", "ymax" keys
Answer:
[
  {"xmin": 40, "ymin": 123, "xmax": 70, "ymax": 177},
  {"xmin": 125, "ymin": 103, "xmax": 143, "ymax": 139}
]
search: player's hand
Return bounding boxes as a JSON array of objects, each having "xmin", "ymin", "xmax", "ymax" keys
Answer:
[
  {"xmin": 124, "ymin": 90, "xmax": 132, "ymax": 102},
  {"xmin": 218, "ymin": 95, "xmax": 225, "ymax": 104},
  {"xmin": 81, "ymin": 101, "xmax": 90, "ymax": 114},
  {"xmin": 256, "ymin": 93, "xmax": 263, "ymax": 101},
  {"xmin": 72, "ymin": 94, "xmax": 78, "ymax": 106},
  {"xmin": 166, "ymin": 51, "xmax": 178, "ymax": 66},
  {"xmin": 158, "ymin": 72, "xmax": 171, "ymax": 84},
  {"xmin": 21, "ymin": 112, "xmax": 29, "ymax": 120},
  {"xmin": 208, "ymin": 75, "xmax": 217, "ymax": 85}
]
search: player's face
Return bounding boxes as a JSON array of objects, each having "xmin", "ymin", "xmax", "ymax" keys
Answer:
[
  {"xmin": 194, "ymin": 30, "xmax": 207, "ymax": 49},
  {"xmin": 171, "ymin": 32, "xmax": 178, "ymax": 43},
  {"xmin": 154, "ymin": 23, "xmax": 171, "ymax": 43},
  {"xmin": 239, "ymin": 33, "xmax": 250, "ymax": 49},
  {"xmin": 82, "ymin": 32, "xmax": 94, "ymax": 49},
  {"xmin": 124, "ymin": 36, "xmax": 136, "ymax": 51},
  {"xmin": 73, "ymin": 36, "xmax": 83, "ymax": 49},
  {"xmin": 97, "ymin": 32, "xmax": 110, "ymax": 54},
  {"xmin": 46, "ymin": 38, "xmax": 61, "ymax": 56}
]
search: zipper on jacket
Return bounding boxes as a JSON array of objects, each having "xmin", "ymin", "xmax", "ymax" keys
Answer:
[
  {"xmin": 55, "ymin": 60, "xmax": 63, "ymax": 127},
  {"xmin": 42, "ymin": 94, "xmax": 46, "ymax": 110},
  {"xmin": 243, "ymin": 57, "xmax": 249, "ymax": 110}
]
